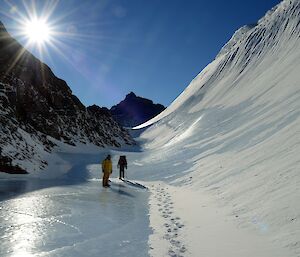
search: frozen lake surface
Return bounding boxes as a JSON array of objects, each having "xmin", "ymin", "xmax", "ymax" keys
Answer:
[{"xmin": 0, "ymin": 153, "xmax": 151, "ymax": 257}]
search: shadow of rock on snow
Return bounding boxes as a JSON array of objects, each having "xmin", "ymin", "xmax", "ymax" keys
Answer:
[{"xmin": 0, "ymin": 152, "xmax": 106, "ymax": 202}]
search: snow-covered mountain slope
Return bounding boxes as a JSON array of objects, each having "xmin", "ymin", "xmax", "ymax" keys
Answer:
[{"xmin": 132, "ymin": 0, "xmax": 300, "ymax": 255}]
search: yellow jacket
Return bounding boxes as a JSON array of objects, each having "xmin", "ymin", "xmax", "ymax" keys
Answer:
[{"xmin": 102, "ymin": 159, "xmax": 112, "ymax": 173}]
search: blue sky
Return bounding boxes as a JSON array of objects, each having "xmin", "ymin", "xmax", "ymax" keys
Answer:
[{"xmin": 0, "ymin": 0, "xmax": 281, "ymax": 108}]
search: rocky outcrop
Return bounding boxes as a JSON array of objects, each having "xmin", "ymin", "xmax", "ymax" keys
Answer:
[
  {"xmin": 0, "ymin": 148, "xmax": 27, "ymax": 174},
  {"xmin": 110, "ymin": 92, "xmax": 165, "ymax": 127}
]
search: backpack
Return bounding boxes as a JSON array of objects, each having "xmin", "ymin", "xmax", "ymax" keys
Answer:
[{"xmin": 119, "ymin": 156, "xmax": 127, "ymax": 166}]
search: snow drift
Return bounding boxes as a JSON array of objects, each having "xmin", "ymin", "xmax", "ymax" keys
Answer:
[{"xmin": 133, "ymin": 0, "xmax": 300, "ymax": 255}]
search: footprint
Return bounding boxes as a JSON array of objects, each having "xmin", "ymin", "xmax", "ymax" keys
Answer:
[
  {"xmin": 168, "ymin": 249, "xmax": 176, "ymax": 256},
  {"xmin": 180, "ymin": 246, "xmax": 187, "ymax": 253},
  {"xmin": 164, "ymin": 234, "xmax": 172, "ymax": 240},
  {"xmin": 170, "ymin": 239, "xmax": 181, "ymax": 247},
  {"xmin": 171, "ymin": 218, "xmax": 178, "ymax": 222}
]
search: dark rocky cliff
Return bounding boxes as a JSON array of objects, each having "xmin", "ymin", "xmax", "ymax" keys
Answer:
[{"xmin": 110, "ymin": 92, "xmax": 165, "ymax": 128}]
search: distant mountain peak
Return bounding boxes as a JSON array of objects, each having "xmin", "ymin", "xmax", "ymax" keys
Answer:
[
  {"xmin": 126, "ymin": 92, "xmax": 137, "ymax": 99},
  {"xmin": 110, "ymin": 92, "xmax": 165, "ymax": 128}
]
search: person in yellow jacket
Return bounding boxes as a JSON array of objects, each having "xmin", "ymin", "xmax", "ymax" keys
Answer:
[{"xmin": 102, "ymin": 154, "xmax": 112, "ymax": 187}]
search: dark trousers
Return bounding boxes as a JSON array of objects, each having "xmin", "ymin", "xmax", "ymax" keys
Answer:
[{"xmin": 119, "ymin": 167, "xmax": 125, "ymax": 179}]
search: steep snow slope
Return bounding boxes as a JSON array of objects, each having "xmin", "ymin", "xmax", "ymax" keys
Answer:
[{"xmin": 133, "ymin": 0, "xmax": 300, "ymax": 255}]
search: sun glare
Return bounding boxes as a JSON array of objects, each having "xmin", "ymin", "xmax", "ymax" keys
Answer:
[
  {"xmin": 25, "ymin": 18, "xmax": 52, "ymax": 44},
  {"xmin": 1, "ymin": 0, "xmax": 90, "ymax": 72}
]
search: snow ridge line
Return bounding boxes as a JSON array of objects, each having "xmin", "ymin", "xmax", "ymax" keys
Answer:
[{"xmin": 134, "ymin": 0, "xmax": 300, "ymax": 130}]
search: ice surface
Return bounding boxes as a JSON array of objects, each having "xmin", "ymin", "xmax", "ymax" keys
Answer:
[{"xmin": 0, "ymin": 153, "xmax": 151, "ymax": 257}]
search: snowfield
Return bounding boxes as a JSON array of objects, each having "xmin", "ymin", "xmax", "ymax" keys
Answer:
[{"xmin": 1, "ymin": 0, "xmax": 300, "ymax": 256}]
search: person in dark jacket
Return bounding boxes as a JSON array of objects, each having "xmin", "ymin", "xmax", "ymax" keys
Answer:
[{"xmin": 117, "ymin": 155, "xmax": 127, "ymax": 179}]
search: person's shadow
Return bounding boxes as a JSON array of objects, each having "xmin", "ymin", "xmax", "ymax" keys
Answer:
[{"xmin": 106, "ymin": 181, "xmax": 135, "ymax": 198}]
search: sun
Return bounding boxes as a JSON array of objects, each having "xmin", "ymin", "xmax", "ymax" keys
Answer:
[{"xmin": 24, "ymin": 18, "xmax": 52, "ymax": 44}]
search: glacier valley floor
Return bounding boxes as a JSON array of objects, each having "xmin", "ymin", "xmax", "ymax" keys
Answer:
[{"xmin": 0, "ymin": 150, "xmax": 293, "ymax": 257}]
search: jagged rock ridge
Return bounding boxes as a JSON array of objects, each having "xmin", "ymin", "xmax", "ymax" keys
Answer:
[{"xmin": 110, "ymin": 92, "xmax": 165, "ymax": 127}]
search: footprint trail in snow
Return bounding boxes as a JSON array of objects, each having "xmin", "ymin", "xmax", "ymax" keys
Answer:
[{"xmin": 151, "ymin": 185, "xmax": 187, "ymax": 257}]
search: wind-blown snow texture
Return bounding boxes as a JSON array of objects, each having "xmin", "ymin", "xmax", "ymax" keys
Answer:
[{"xmin": 133, "ymin": 0, "xmax": 300, "ymax": 255}]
